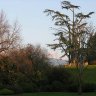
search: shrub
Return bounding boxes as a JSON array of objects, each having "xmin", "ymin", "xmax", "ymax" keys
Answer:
[
  {"xmin": 50, "ymin": 81, "xmax": 65, "ymax": 92},
  {"xmin": 67, "ymin": 82, "xmax": 96, "ymax": 92},
  {"xmin": 20, "ymin": 82, "xmax": 38, "ymax": 92},
  {"xmin": 6, "ymin": 84, "xmax": 23, "ymax": 94},
  {"xmin": 47, "ymin": 66, "xmax": 72, "ymax": 84},
  {"xmin": 67, "ymin": 83, "xmax": 78, "ymax": 92},
  {"xmin": 82, "ymin": 83, "xmax": 96, "ymax": 92},
  {"xmin": 0, "ymin": 88, "xmax": 14, "ymax": 95},
  {"xmin": 40, "ymin": 66, "xmax": 73, "ymax": 92}
]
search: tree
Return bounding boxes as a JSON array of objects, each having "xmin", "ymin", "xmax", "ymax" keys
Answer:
[
  {"xmin": 87, "ymin": 26, "xmax": 96, "ymax": 64},
  {"xmin": 44, "ymin": 1, "xmax": 94, "ymax": 94},
  {"xmin": 0, "ymin": 10, "xmax": 21, "ymax": 88},
  {"xmin": 9, "ymin": 44, "xmax": 50, "ymax": 79},
  {"xmin": 24, "ymin": 44, "xmax": 50, "ymax": 80},
  {"xmin": 0, "ymin": 11, "xmax": 21, "ymax": 55}
]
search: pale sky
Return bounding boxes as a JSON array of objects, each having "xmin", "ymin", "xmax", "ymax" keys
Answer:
[{"xmin": 0, "ymin": 0, "xmax": 96, "ymax": 59}]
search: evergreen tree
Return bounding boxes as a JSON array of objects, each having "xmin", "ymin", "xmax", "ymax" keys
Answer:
[{"xmin": 44, "ymin": 1, "xmax": 94, "ymax": 94}]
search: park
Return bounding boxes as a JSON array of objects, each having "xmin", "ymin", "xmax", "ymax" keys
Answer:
[{"xmin": 0, "ymin": 0, "xmax": 96, "ymax": 96}]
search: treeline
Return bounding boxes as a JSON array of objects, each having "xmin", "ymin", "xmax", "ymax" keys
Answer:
[
  {"xmin": 1, "ymin": 44, "xmax": 96, "ymax": 94},
  {"xmin": 0, "ymin": 11, "xmax": 73, "ymax": 94},
  {"xmin": 0, "ymin": 2, "xmax": 96, "ymax": 94},
  {"xmin": 0, "ymin": 44, "xmax": 50, "ymax": 93},
  {"xmin": 0, "ymin": 43, "xmax": 74, "ymax": 93}
]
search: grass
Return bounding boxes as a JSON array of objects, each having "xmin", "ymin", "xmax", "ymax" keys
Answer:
[
  {"xmin": 3, "ymin": 92, "xmax": 96, "ymax": 96},
  {"xmin": 67, "ymin": 65, "xmax": 96, "ymax": 84},
  {"xmin": 83, "ymin": 65, "xmax": 96, "ymax": 83}
]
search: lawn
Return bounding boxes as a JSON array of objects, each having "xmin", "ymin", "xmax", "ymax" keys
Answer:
[
  {"xmin": 83, "ymin": 65, "xmax": 96, "ymax": 84},
  {"xmin": 3, "ymin": 92, "xmax": 96, "ymax": 96},
  {"xmin": 67, "ymin": 65, "xmax": 96, "ymax": 84}
]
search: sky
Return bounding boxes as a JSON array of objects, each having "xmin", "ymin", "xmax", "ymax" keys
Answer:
[{"xmin": 0, "ymin": 0, "xmax": 96, "ymax": 59}]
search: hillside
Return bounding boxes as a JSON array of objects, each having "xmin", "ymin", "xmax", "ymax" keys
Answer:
[
  {"xmin": 49, "ymin": 58, "xmax": 68, "ymax": 66},
  {"xmin": 68, "ymin": 65, "xmax": 96, "ymax": 84}
]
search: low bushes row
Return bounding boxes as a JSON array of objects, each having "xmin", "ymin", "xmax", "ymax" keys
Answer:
[{"xmin": 0, "ymin": 66, "xmax": 96, "ymax": 94}]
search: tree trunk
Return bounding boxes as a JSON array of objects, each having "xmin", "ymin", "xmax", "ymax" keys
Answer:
[
  {"xmin": 78, "ymin": 72, "xmax": 82, "ymax": 95},
  {"xmin": 78, "ymin": 61, "xmax": 83, "ymax": 95}
]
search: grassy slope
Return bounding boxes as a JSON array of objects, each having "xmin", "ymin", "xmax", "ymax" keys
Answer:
[
  {"xmin": 83, "ymin": 65, "xmax": 96, "ymax": 84},
  {"xmin": 67, "ymin": 65, "xmax": 96, "ymax": 84}
]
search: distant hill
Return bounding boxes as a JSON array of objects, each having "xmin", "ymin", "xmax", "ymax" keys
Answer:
[{"xmin": 49, "ymin": 58, "xmax": 68, "ymax": 66}]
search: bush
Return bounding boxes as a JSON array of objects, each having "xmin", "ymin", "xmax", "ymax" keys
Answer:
[
  {"xmin": 40, "ymin": 81, "xmax": 64, "ymax": 92},
  {"xmin": 67, "ymin": 83, "xmax": 78, "ymax": 92},
  {"xmin": 83, "ymin": 83, "xmax": 96, "ymax": 92},
  {"xmin": 50, "ymin": 81, "xmax": 65, "ymax": 92},
  {"xmin": 6, "ymin": 84, "xmax": 23, "ymax": 94},
  {"xmin": 47, "ymin": 66, "xmax": 72, "ymax": 84},
  {"xmin": 67, "ymin": 82, "xmax": 96, "ymax": 92},
  {"xmin": 0, "ymin": 88, "xmax": 14, "ymax": 95},
  {"xmin": 20, "ymin": 82, "xmax": 38, "ymax": 92},
  {"xmin": 40, "ymin": 66, "xmax": 73, "ymax": 92}
]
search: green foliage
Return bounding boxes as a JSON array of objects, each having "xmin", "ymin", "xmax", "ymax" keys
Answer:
[
  {"xmin": 44, "ymin": 1, "xmax": 94, "ymax": 64},
  {"xmin": 83, "ymin": 65, "xmax": 96, "ymax": 84},
  {"xmin": 0, "ymin": 44, "xmax": 51, "ymax": 93},
  {"xmin": 50, "ymin": 81, "xmax": 65, "ymax": 92},
  {"xmin": 67, "ymin": 82, "xmax": 96, "ymax": 92},
  {"xmin": 44, "ymin": 2, "xmax": 95, "ymax": 94},
  {"xmin": 1, "ymin": 42, "xmax": 96, "ymax": 93},
  {"xmin": 66, "ymin": 65, "xmax": 96, "ymax": 92},
  {"xmin": 87, "ymin": 32, "xmax": 96, "ymax": 64},
  {"xmin": 39, "ymin": 66, "xmax": 73, "ymax": 92},
  {"xmin": 82, "ymin": 83, "xmax": 96, "ymax": 92},
  {"xmin": 0, "ymin": 88, "xmax": 14, "ymax": 95},
  {"xmin": 47, "ymin": 66, "xmax": 72, "ymax": 84},
  {"xmin": 20, "ymin": 82, "xmax": 38, "ymax": 92}
]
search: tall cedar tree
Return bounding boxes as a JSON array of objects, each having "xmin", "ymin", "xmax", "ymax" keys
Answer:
[{"xmin": 44, "ymin": 1, "xmax": 94, "ymax": 95}]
